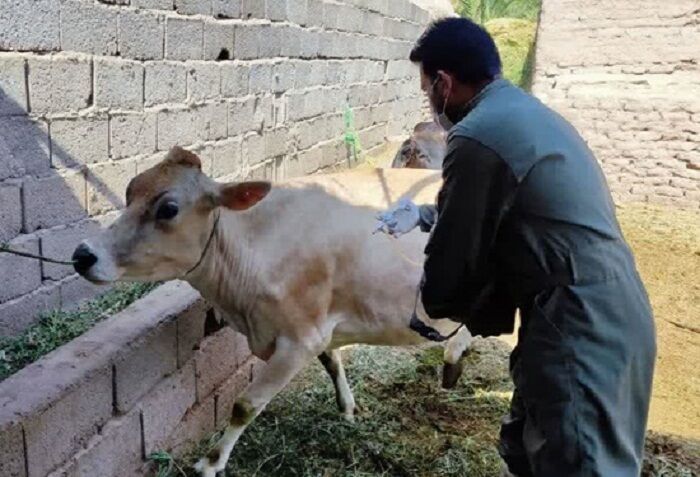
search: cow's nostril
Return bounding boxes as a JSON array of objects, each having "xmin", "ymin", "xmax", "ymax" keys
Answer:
[{"xmin": 72, "ymin": 243, "xmax": 98, "ymax": 275}]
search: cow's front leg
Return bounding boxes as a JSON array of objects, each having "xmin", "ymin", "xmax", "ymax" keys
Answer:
[{"xmin": 194, "ymin": 336, "xmax": 315, "ymax": 477}]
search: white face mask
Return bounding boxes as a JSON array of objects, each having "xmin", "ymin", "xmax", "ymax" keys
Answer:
[{"xmin": 430, "ymin": 77, "xmax": 454, "ymax": 131}]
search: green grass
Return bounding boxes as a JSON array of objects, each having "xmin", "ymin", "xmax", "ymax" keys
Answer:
[
  {"xmin": 451, "ymin": 0, "xmax": 541, "ymax": 90},
  {"xmin": 151, "ymin": 340, "xmax": 697, "ymax": 477},
  {"xmin": 0, "ymin": 282, "xmax": 159, "ymax": 382},
  {"xmin": 156, "ymin": 340, "xmax": 516, "ymax": 477},
  {"xmin": 486, "ymin": 18, "xmax": 538, "ymax": 89}
]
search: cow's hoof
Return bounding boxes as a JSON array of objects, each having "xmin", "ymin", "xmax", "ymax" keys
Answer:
[
  {"xmin": 342, "ymin": 402, "xmax": 362, "ymax": 422},
  {"xmin": 194, "ymin": 455, "xmax": 224, "ymax": 477},
  {"xmin": 441, "ymin": 360, "xmax": 465, "ymax": 389}
]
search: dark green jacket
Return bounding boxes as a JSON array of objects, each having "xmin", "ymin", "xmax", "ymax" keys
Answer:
[{"xmin": 419, "ymin": 79, "xmax": 650, "ymax": 338}]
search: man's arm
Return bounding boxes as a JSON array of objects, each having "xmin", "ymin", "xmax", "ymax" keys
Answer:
[{"xmin": 421, "ymin": 136, "xmax": 518, "ymax": 319}]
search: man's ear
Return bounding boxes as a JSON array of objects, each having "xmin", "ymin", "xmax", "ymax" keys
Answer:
[
  {"xmin": 436, "ymin": 70, "xmax": 453, "ymax": 93},
  {"xmin": 218, "ymin": 181, "xmax": 272, "ymax": 211}
]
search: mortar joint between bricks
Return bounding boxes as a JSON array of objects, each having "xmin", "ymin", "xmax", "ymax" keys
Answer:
[{"xmin": 21, "ymin": 426, "xmax": 29, "ymax": 477}]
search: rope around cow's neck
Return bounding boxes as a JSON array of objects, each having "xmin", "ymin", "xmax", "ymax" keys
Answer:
[
  {"xmin": 182, "ymin": 210, "xmax": 221, "ymax": 278},
  {"xmin": 0, "ymin": 242, "xmax": 76, "ymax": 265}
]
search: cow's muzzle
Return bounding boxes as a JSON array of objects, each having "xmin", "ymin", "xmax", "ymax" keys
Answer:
[{"xmin": 72, "ymin": 243, "xmax": 98, "ymax": 276}]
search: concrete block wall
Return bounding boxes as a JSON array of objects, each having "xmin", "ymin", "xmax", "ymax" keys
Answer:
[
  {"xmin": 531, "ymin": 0, "xmax": 700, "ymax": 208},
  {"xmin": 0, "ymin": 0, "xmax": 439, "ymax": 337},
  {"xmin": 0, "ymin": 281, "xmax": 260, "ymax": 477}
]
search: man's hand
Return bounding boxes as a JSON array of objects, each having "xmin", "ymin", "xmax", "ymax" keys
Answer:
[{"xmin": 374, "ymin": 198, "xmax": 421, "ymax": 237}]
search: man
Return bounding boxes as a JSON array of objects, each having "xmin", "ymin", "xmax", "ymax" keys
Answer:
[{"xmin": 377, "ymin": 17, "xmax": 656, "ymax": 477}]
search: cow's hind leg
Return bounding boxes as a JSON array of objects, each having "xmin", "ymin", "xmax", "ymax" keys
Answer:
[
  {"xmin": 194, "ymin": 336, "xmax": 314, "ymax": 477},
  {"xmin": 442, "ymin": 326, "xmax": 474, "ymax": 389},
  {"xmin": 318, "ymin": 349, "xmax": 356, "ymax": 421}
]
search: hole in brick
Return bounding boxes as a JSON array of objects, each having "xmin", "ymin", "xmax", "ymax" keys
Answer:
[
  {"xmin": 204, "ymin": 307, "xmax": 225, "ymax": 336},
  {"xmin": 217, "ymin": 48, "xmax": 230, "ymax": 61}
]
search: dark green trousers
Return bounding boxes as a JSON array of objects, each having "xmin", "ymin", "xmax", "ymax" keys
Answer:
[{"xmin": 498, "ymin": 272, "xmax": 656, "ymax": 477}]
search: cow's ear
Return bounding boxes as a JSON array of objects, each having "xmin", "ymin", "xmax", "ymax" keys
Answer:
[{"xmin": 217, "ymin": 181, "xmax": 271, "ymax": 211}]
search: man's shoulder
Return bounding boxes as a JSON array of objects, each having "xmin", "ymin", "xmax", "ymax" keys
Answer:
[
  {"xmin": 458, "ymin": 89, "xmax": 544, "ymax": 133},
  {"xmin": 443, "ymin": 135, "xmax": 514, "ymax": 178}
]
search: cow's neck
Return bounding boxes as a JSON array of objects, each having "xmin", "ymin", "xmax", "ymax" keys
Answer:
[{"xmin": 186, "ymin": 210, "xmax": 261, "ymax": 330}]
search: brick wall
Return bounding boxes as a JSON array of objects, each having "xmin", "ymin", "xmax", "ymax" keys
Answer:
[
  {"xmin": 0, "ymin": 0, "xmax": 440, "ymax": 337},
  {"xmin": 0, "ymin": 281, "xmax": 261, "ymax": 477},
  {"xmin": 531, "ymin": 0, "xmax": 700, "ymax": 208}
]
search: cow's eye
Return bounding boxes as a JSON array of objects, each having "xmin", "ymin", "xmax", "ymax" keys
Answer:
[{"xmin": 156, "ymin": 201, "xmax": 179, "ymax": 221}]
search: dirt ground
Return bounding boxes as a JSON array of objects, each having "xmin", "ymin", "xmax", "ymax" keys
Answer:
[{"xmin": 617, "ymin": 204, "xmax": 700, "ymax": 440}]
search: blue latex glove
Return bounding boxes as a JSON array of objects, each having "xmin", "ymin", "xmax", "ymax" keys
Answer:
[{"xmin": 374, "ymin": 198, "xmax": 421, "ymax": 237}]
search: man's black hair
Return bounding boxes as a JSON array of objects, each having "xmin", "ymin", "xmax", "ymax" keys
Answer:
[{"xmin": 409, "ymin": 17, "xmax": 502, "ymax": 84}]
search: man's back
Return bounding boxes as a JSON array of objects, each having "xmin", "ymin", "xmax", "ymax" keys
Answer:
[
  {"xmin": 451, "ymin": 80, "xmax": 639, "ymax": 284},
  {"xmin": 451, "ymin": 79, "xmax": 655, "ymax": 476}
]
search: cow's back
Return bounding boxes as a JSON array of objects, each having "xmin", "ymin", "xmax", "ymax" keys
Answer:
[
  {"xmin": 247, "ymin": 168, "xmax": 441, "ymax": 262},
  {"xmin": 287, "ymin": 167, "xmax": 441, "ymax": 208},
  {"xmin": 236, "ymin": 168, "xmax": 444, "ymax": 346}
]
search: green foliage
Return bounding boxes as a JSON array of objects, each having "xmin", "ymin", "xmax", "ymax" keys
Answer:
[
  {"xmin": 149, "ymin": 451, "xmax": 188, "ymax": 477},
  {"xmin": 0, "ymin": 282, "xmax": 159, "ymax": 381},
  {"xmin": 450, "ymin": 0, "xmax": 541, "ymax": 89},
  {"xmin": 454, "ymin": 0, "xmax": 541, "ymax": 24},
  {"xmin": 343, "ymin": 105, "xmax": 363, "ymax": 163},
  {"xmin": 486, "ymin": 18, "xmax": 538, "ymax": 89}
]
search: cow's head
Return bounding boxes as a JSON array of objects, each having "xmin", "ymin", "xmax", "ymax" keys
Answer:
[
  {"xmin": 72, "ymin": 147, "xmax": 271, "ymax": 284},
  {"xmin": 390, "ymin": 121, "xmax": 447, "ymax": 170}
]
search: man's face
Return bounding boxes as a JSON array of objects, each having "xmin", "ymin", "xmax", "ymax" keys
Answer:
[
  {"xmin": 420, "ymin": 66, "xmax": 485, "ymax": 126},
  {"xmin": 420, "ymin": 68, "xmax": 446, "ymax": 116}
]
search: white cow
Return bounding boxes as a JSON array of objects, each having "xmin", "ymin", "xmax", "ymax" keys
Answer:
[{"xmin": 72, "ymin": 147, "xmax": 472, "ymax": 476}]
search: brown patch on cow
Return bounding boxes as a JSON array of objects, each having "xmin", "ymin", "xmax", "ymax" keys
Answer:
[
  {"xmin": 329, "ymin": 246, "xmax": 372, "ymax": 321},
  {"xmin": 230, "ymin": 399, "xmax": 255, "ymax": 426},
  {"xmin": 206, "ymin": 448, "xmax": 221, "ymax": 462},
  {"xmin": 283, "ymin": 256, "xmax": 332, "ymax": 325},
  {"xmin": 253, "ymin": 338, "xmax": 276, "ymax": 361},
  {"xmin": 126, "ymin": 163, "xmax": 179, "ymax": 207},
  {"xmin": 165, "ymin": 146, "xmax": 202, "ymax": 169},
  {"xmin": 125, "ymin": 147, "xmax": 203, "ymax": 207}
]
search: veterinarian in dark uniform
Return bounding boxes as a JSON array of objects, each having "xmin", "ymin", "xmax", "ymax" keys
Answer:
[{"xmin": 407, "ymin": 17, "xmax": 656, "ymax": 477}]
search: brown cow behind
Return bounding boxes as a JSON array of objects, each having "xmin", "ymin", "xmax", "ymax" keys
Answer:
[{"xmin": 391, "ymin": 120, "xmax": 447, "ymax": 170}]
